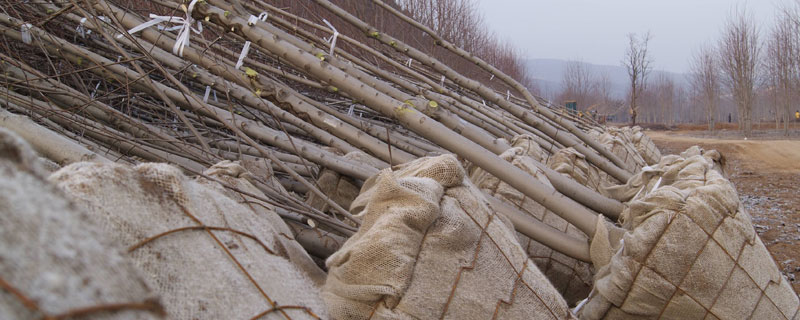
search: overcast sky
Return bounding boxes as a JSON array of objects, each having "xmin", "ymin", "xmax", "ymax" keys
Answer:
[{"xmin": 476, "ymin": 0, "xmax": 780, "ymax": 73}]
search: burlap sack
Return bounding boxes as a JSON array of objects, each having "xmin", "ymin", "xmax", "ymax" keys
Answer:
[
  {"xmin": 603, "ymin": 146, "xmax": 720, "ymax": 204},
  {"xmin": 0, "ymin": 129, "xmax": 162, "ymax": 319},
  {"xmin": 201, "ymin": 160, "xmax": 328, "ymax": 284},
  {"xmin": 236, "ymin": 156, "xmax": 291, "ymax": 195},
  {"xmin": 630, "ymin": 126, "xmax": 661, "ymax": 166},
  {"xmin": 323, "ymin": 154, "xmax": 573, "ymax": 319},
  {"xmin": 589, "ymin": 128, "xmax": 647, "ymax": 173},
  {"xmin": 546, "ymin": 146, "xmax": 627, "ymax": 201},
  {"xmin": 38, "ymin": 156, "xmax": 62, "ymax": 173},
  {"xmin": 471, "ymin": 147, "xmax": 594, "ymax": 306},
  {"xmin": 547, "ymin": 147, "xmax": 610, "ymax": 192},
  {"xmin": 50, "ymin": 160, "xmax": 329, "ymax": 319},
  {"xmin": 510, "ymin": 134, "xmax": 548, "ymax": 162},
  {"xmin": 307, "ymin": 151, "xmax": 384, "ymax": 213},
  {"xmin": 578, "ymin": 147, "xmax": 800, "ymax": 319}
]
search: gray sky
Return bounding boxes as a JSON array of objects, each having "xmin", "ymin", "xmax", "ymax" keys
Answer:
[{"xmin": 476, "ymin": 0, "xmax": 779, "ymax": 73}]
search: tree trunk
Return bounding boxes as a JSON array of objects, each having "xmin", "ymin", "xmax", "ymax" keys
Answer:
[
  {"xmin": 194, "ymin": 3, "xmax": 609, "ymax": 235},
  {"xmin": 0, "ymin": 12, "xmax": 362, "ymax": 223},
  {"xmin": 314, "ymin": 0, "xmax": 633, "ymax": 183},
  {"xmin": 0, "ymin": 108, "xmax": 111, "ymax": 165}
]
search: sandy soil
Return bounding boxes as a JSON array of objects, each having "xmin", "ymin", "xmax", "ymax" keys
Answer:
[{"xmin": 648, "ymin": 130, "xmax": 800, "ymax": 294}]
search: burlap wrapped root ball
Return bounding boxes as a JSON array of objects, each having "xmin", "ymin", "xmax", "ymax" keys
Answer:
[
  {"xmin": 0, "ymin": 128, "xmax": 162, "ymax": 319},
  {"xmin": 579, "ymin": 147, "xmax": 800, "ymax": 319},
  {"xmin": 589, "ymin": 127, "xmax": 647, "ymax": 173},
  {"xmin": 603, "ymin": 146, "xmax": 723, "ymax": 204},
  {"xmin": 323, "ymin": 154, "xmax": 573, "ymax": 319},
  {"xmin": 547, "ymin": 147, "xmax": 619, "ymax": 193},
  {"xmin": 306, "ymin": 150, "xmax": 385, "ymax": 214},
  {"xmin": 471, "ymin": 146, "xmax": 594, "ymax": 306},
  {"xmin": 630, "ymin": 126, "xmax": 661, "ymax": 166},
  {"xmin": 49, "ymin": 160, "xmax": 328, "ymax": 319},
  {"xmin": 510, "ymin": 134, "xmax": 552, "ymax": 159}
]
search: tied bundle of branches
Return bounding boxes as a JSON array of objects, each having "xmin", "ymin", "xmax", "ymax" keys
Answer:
[{"xmin": 0, "ymin": 0, "xmax": 638, "ymax": 260}]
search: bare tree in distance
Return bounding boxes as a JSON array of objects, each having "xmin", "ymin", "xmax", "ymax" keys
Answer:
[
  {"xmin": 719, "ymin": 8, "xmax": 760, "ymax": 137},
  {"xmin": 595, "ymin": 71, "xmax": 613, "ymax": 105},
  {"xmin": 622, "ymin": 32, "xmax": 653, "ymax": 125},
  {"xmin": 559, "ymin": 60, "xmax": 593, "ymax": 108},
  {"xmin": 673, "ymin": 85, "xmax": 690, "ymax": 124},
  {"xmin": 653, "ymin": 74, "xmax": 676, "ymax": 125},
  {"xmin": 766, "ymin": 12, "xmax": 795, "ymax": 134},
  {"xmin": 770, "ymin": 3, "xmax": 800, "ymax": 135},
  {"xmin": 557, "ymin": 62, "xmax": 625, "ymax": 121},
  {"xmin": 690, "ymin": 44, "xmax": 722, "ymax": 132},
  {"xmin": 590, "ymin": 71, "xmax": 619, "ymax": 120}
]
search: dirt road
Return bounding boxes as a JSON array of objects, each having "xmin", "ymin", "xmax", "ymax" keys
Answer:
[
  {"xmin": 648, "ymin": 131, "xmax": 800, "ymax": 293},
  {"xmin": 648, "ymin": 131, "xmax": 800, "ymax": 173}
]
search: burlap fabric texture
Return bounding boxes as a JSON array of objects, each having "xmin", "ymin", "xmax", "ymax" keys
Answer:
[
  {"xmin": 547, "ymin": 147, "xmax": 612, "ymax": 195},
  {"xmin": 589, "ymin": 127, "xmax": 647, "ymax": 173},
  {"xmin": 323, "ymin": 154, "xmax": 574, "ymax": 319},
  {"xmin": 50, "ymin": 160, "xmax": 328, "ymax": 319},
  {"xmin": 547, "ymin": 127, "xmax": 662, "ymax": 199},
  {"xmin": 471, "ymin": 145, "xmax": 594, "ymax": 306},
  {"xmin": 579, "ymin": 147, "xmax": 800, "ymax": 319},
  {"xmin": 307, "ymin": 151, "xmax": 385, "ymax": 213},
  {"xmin": 629, "ymin": 126, "xmax": 661, "ymax": 166},
  {"xmin": 0, "ymin": 129, "xmax": 163, "ymax": 319},
  {"xmin": 510, "ymin": 134, "xmax": 552, "ymax": 160}
]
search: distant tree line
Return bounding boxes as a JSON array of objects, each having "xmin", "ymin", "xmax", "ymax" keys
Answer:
[{"xmin": 554, "ymin": 2, "xmax": 800, "ymax": 136}]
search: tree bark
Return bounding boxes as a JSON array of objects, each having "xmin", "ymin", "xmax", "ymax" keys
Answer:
[
  {"xmin": 195, "ymin": 3, "xmax": 609, "ymax": 235},
  {"xmin": 0, "ymin": 108, "xmax": 111, "ymax": 165},
  {"xmin": 369, "ymin": 0, "xmax": 631, "ymax": 177}
]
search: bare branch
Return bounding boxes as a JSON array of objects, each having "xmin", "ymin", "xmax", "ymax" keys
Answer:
[{"xmin": 622, "ymin": 31, "xmax": 653, "ymax": 125}]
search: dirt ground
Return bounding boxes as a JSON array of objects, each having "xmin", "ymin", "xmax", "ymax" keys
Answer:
[{"xmin": 647, "ymin": 129, "xmax": 800, "ymax": 294}]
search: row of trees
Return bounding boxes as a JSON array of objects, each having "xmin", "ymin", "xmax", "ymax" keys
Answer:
[
  {"xmin": 625, "ymin": 7, "xmax": 775, "ymax": 136},
  {"xmin": 692, "ymin": 4, "xmax": 800, "ymax": 136},
  {"xmin": 692, "ymin": 9, "xmax": 760, "ymax": 136},
  {"xmin": 555, "ymin": 3, "xmax": 800, "ymax": 136},
  {"xmin": 678, "ymin": 4, "xmax": 798, "ymax": 136},
  {"xmin": 553, "ymin": 61, "xmax": 620, "ymax": 121},
  {"xmin": 554, "ymin": 59, "xmax": 685, "ymax": 126},
  {"xmin": 552, "ymin": 32, "xmax": 673, "ymax": 126}
]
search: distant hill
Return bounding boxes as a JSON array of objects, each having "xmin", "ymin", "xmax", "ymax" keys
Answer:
[{"xmin": 526, "ymin": 58, "xmax": 689, "ymax": 102}]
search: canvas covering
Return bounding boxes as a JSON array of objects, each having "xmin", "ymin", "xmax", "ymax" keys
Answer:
[{"xmin": 323, "ymin": 154, "xmax": 573, "ymax": 319}]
